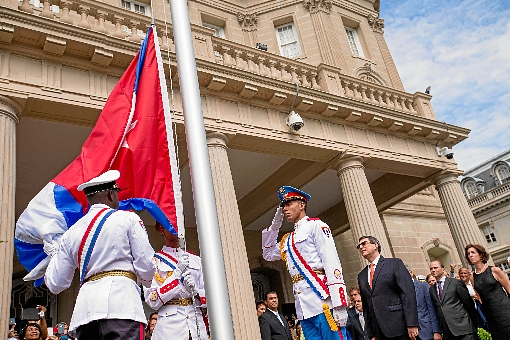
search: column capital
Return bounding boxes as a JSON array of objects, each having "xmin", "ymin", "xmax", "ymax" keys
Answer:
[
  {"xmin": 0, "ymin": 95, "xmax": 21, "ymax": 123},
  {"xmin": 303, "ymin": 0, "xmax": 332, "ymax": 14},
  {"xmin": 206, "ymin": 132, "xmax": 229, "ymax": 149},
  {"xmin": 330, "ymin": 154, "xmax": 366, "ymax": 174},
  {"xmin": 434, "ymin": 170, "xmax": 463, "ymax": 188},
  {"xmin": 367, "ymin": 14, "xmax": 385, "ymax": 34}
]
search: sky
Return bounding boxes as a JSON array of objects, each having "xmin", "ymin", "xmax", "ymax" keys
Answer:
[{"xmin": 380, "ymin": 0, "xmax": 510, "ymax": 172}]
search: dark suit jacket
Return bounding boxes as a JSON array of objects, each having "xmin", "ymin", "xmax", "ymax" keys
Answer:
[
  {"xmin": 429, "ymin": 277, "xmax": 477, "ymax": 338},
  {"xmin": 259, "ymin": 310, "xmax": 292, "ymax": 340},
  {"xmin": 357, "ymin": 256, "xmax": 418, "ymax": 339},
  {"xmin": 346, "ymin": 306, "xmax": 369, "ymax": 340},
  {"xmin": 414, "ymin": 279, "xmax": 441, "ymax": 340}
]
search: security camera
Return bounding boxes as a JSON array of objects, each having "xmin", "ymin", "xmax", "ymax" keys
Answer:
[
  {"xmin": 285, "ymin": 111, "xmax": 304, "ymax": 131},
  {"xmin": 436, "ymin": 146, "xmax": 454, "ymax": 159}
]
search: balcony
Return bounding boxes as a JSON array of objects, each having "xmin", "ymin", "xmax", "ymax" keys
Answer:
[{"xmin": 468, "ymin": 182, "xmax": 510, "ymax": 212}]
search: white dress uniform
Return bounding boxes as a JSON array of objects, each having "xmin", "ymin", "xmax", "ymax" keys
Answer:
[
  {"xmin": 262, "ymin": 215, "xmax": 348, "ymax": 320},
  {"xmin": 145, "ymin": 246, "xmax": 208, "ymax": 340},
  {"xmin": 45, "ymin": 203, "xmax": 156, "ymax": 334}
]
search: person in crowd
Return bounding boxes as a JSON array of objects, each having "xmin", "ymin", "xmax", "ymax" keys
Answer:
[
  {"xmin": 262, "ymin": 186, "xmax": 348, "ymax": 340},
  {"xmin": 346, "ymin": 286, "xmax": 368, "ymax": 340},
  {"xmin": 257, "ymin": 301, "xmax": 267, "ymax": 317},
  {"xmin": 426, "ymin": 274, "xmax": 437, "ymax": 287},
  {"xmin": 429, "ymin": 260, "xmax": 477, "ymax": 340},
  {"xmin": 357, "ymin": 236, "xmax": 418, "ymax": 340},
  {"xmin": 144, "ymin": 221, "xmax": 208, "ymax": 340},
  {"xmin": 296, "ymin": 321, "xmax": 305, "ymax": 340},
  {"xmin": 259, "ymin": 291, "xmax": 293, "ymax": 340},
  {"xmin": 44, "ymin": 170, "xmax": 156, "ymax": 339},
  {"xmin": 406, "ymin": 264, "xmax": 442, "ymax": 340},
  {"xmin": 19, "ymin": 323, "xmax": 43, "ymax": 340},
  {"xmin": 288, "ymin": 320, "xmax": 298, "ymax": 340},
  {"xmin": 465, "ymin": 244, "xmax": 510, "ymax": 340},
  {"xmin": 145, "ymin": 313, "xmax": 158, "ymax": 340},
  {"xmin": 458, "ymin": 266, "xmax": 488, "ymax": 330},
  {"xmin": 8, "ymin": 323, "xmax": 19, "ymax": 340}
]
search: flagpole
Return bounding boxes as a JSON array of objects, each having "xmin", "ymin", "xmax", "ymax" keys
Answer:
[{"xmin": 168, "ymin": 1, "xmax": 235, "ymax": 339}]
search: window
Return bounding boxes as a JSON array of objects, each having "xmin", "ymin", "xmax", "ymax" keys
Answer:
[
  {"xmin": 121, "ymin": 0, "xmax": 149, "ymax": 15},
  {"xmin": 275, "ymin": 23, "xmax": 302, "ymax": 58},
  {"xmin": 18, "ymin": 0, "xmax": 59, "ymax": 12},
  {"xmin": 481, "ymin": 225, "xmax": 497, "ymax": 244},
  {"xmin": 464, "ymin": 181, "xmax": 478, "ymax": 199},
  {"xmin": 202, "ymin": 22, "xmax": 225, "ymax": 38},
  {"xmin": 345, "ymin": 27, "xmax": 364, "ymax": 58},
  {"xmin": 496, "ymin": 164, "xmax": 510, "ymax": 184},
  {"xmin": 499, "ymin": 262, "xmax": 510, "ymax": 271}
]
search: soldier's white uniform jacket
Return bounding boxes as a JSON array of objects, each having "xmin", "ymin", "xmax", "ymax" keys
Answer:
[
  {"xmin": 144, "ymin": 246, "xmax": 208, "ymax": 340},
  {"xmin": 262, "ymin": 216, "xmax": 348, "ymax": 320},
  {"xmin": 45, "ymin": 204, "xmax": 156, "ymax": 333}
]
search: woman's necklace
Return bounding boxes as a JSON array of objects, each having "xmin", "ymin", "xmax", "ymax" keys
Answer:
[{"xmin": 474, "ymin": 263, "xmax": 488, "ymax": 275}]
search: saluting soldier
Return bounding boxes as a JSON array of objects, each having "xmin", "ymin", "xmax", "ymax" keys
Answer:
[
  {"xmin": 145, "ymin": 221, "xmax": 208, "ymax": 340},
  {"xmin": 44, "ymin": 170, "xmax": 156, "ymax": 339},
  {"xmin": 262, "ymin": 186, "xmax": 348, "ymax": 340}
]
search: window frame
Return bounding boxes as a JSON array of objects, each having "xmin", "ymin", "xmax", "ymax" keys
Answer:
[
  {"xmin": 344, "ymin": 26, "xmax": 365, "ymax": 58},
  {"xmin": 495, "ymin": 164, "xmax": 510, "ymax": 184},
  {"xmin": 464, "ymin": 181, "xmax": 479, "ymax": 199},
  {"xmin": 274, "ymin": 22, "xmax": 303, "ymax": 59},
  {"xmin": 121, "ymin": 0, "xmax": 150, "ymax": 16},
  {"xmin": 481, "ymin": 224, "xmax": 497, "ymax": 244},
  {"xmin": 202, "ymin": 22, "xmax": 225, "ymax": 39}
]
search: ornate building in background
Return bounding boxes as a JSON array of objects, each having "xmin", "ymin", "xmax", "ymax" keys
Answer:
[
  {"xmin": 0, "ymin": 0, "xmax": 488, "ymax": 337},
  {"xmin": 461, "ymin": 149, "xmax": 510, "ymax": 276}
]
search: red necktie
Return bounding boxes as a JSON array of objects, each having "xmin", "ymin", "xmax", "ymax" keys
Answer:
[{"xmin": 369, "ymin": 263, "xmax": 374, "ymax": 288}]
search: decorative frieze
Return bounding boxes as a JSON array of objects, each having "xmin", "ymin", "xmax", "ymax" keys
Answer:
[
  {"xmin": 367, "ymin": 14, "xmax": 384, "ymax": 34},
  {"xmin": 303, "ymin": 0, "xmax": 332, "ymax": 14}
]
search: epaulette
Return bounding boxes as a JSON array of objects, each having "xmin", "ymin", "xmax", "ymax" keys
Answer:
[{"xmin": 307, "ymin": 217, "xmax": 321, "ymax": 221}]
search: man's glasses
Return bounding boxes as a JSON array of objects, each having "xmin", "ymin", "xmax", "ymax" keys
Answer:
[{"xmin": 356, "ymin": 240, "xmax": 372, "ymax": 249}]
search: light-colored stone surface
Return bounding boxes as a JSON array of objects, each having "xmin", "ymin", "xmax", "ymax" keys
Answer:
[
  {"xmin": 334, "ymin": 156, "xmax": 392, "ymax": 261},
  {"xmin": 0, "ymin": 95, "xmax": 19, "ymax": 338},
  {"xmin": 435, "ymin": 172, "xmax": 492, "ymax": 266},
  {"xmin": 206, "ymin": 132, "xmax": 261, "ymax": 340}
]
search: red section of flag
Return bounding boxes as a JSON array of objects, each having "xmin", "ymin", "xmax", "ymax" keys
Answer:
[{"xmin": 52, "ymin": 29, "xmax": 179, "ymax": 230}]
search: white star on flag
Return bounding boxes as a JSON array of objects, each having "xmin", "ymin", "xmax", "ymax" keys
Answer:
[{"xmin": 121, "ymin": 119, "xmax": 138, "ymax": 148}]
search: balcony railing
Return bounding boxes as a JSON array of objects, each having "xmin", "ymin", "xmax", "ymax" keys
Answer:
[
  {"xmin": 12, "ymin": 0, "xmax": 432, "ymax": 119},
  {"xmin": 468, "ymin": 182, "xmax": 510, "ymax": 208}
]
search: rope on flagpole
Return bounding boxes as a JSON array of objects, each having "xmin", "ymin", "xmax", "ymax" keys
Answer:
[{"xmin": 151, "ymin": 2, "xmax": 201, "ymax": 339}]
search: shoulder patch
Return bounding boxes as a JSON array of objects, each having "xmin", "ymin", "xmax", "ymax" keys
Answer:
[
  {"xmin": 307, "ymin": 217, "xmax": 321, "ymax": 221},
  {"xmin": 321, "ymin": 226, "xmax": 332, "ymax": 238}
]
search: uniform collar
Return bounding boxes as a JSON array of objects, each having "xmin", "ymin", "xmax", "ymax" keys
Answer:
[
  {"xmin": 293, "ymin": 215, "xmax": 309, "ymax": 230},
  {"xmin": 162, "ymin": 245, "xmax": 181, "ymax": 254}
]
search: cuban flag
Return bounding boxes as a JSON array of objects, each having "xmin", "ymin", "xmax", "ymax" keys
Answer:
[{"xmin": 15, "ymin": 26, "xmax": 183, "ymax": 285}]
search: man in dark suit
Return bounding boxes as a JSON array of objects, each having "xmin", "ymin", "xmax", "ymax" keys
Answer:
[
  {"xmin": 259, "ymin": 291, "xmax": 293, "ymax": 340},
  {"xmin": 406, "ymin": 265, "xmax": 442, "ymax": 340},
  {"xmin": 346, "ymin": 286, "xmax": 369, "ymax": 340},
  {"xmin": 428, "ymin": 260, "xmax": 477, "ymax": 340},
  {"xmin": 357, "ymin": 236, "xmax": 419, "ymax": 340}
]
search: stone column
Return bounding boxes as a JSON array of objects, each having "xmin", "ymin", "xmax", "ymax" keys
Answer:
[
  {"xmin": 434, "ymin": 172, "xmax": 492, "ymax": 266},
  {"xmin": 206, "ymin": 132, "xmax": 261, "ymax": 340},
  {"xmin": 333, "ymin": 156, "xmax": 392, "ymax": 264},
  {"xmin": 0, "ymin": 95, "xmax": 20, "ymax": 337}
]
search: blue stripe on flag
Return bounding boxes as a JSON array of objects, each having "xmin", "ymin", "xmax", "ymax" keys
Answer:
[
  {"xmin": 14, "ymin": 239, "xmax": 46, "ymax": 274},
  {"xmin": 53, "ymin": 184, "xmax": 84, "ymax": 229},
  {"xmin": 80, "ymin": 209, "xmax": 116, "ymax": 283},
  {"xmin": 154, "ymin": 254, "xmax": 176, "ymax": 270},
  {"xmin": 134, "ymin": 26, "xmax": 152, "ymax": 94},
  {"xmin": 119, "ymin": 198, "xmax": 177, "ymax": 236}
]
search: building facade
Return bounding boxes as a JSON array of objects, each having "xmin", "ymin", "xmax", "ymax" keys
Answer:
[
  {"xmin": 0, "ymin": 0, "xmax": 488, "ymax": 337},
  {"xmin": 461, "ymin": 150, "xmax": 510, "ymax": 276}
]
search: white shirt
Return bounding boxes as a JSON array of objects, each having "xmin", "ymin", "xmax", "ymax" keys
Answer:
[
  {"xmin": 45, "ymin": 204, "xmax": 156, "ymax": 333},
  {"xmin": 367, "ymin": 254, "xmax": 381, "ymax": 284},
  {"xmin": 262, "ymin": 216, "xmax": 348, "ymax": 320}
]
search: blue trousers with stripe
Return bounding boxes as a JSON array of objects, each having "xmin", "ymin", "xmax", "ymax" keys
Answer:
[{"xmin": 301, "ymin": 312, "xmax": 340, "ymax": 340}]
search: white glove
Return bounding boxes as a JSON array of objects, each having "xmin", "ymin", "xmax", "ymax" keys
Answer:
[
  {"xmin": 270, "ymin": 207, "xmax": 284, "ymax": 231},
  {"xmin": 174, "ymin": 252, "xmax": 189, "ymax": 277},
  {"xmin": 182, "ymin": 270, "xmax": 196, "ymax": 293},
  {"xmin": 333, "ymin": 306, "xmax": 348, "ymax": 327},
  {"xmin": 43, "ymin": 239, "xmax": 59, "ymax": 258}
]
